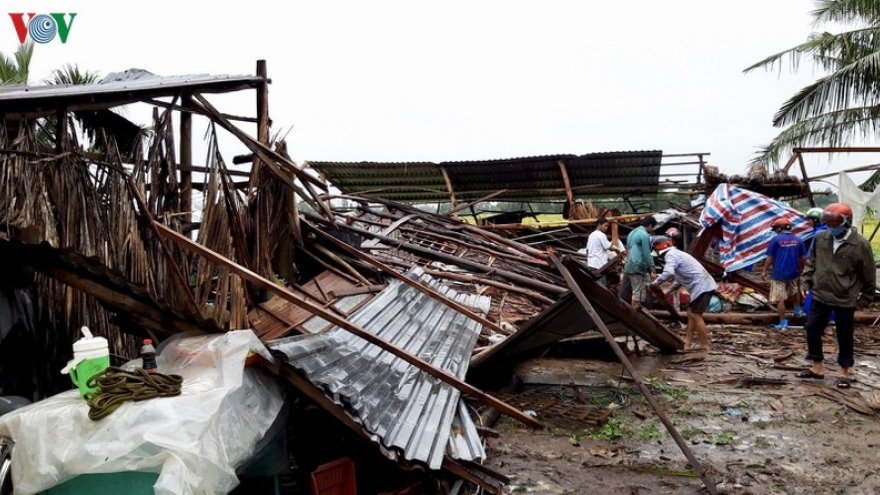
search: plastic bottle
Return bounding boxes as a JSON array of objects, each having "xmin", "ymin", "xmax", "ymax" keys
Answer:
[
  {"xmin": 61, "ymin": 326, "xmax": 111, "ymax": 398},
  {"xmin": 141, "ymin": 338, "xmax": 158, "ymax": 374}
]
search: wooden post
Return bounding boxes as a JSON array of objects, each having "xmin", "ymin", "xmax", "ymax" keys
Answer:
[
  {"xmin": 252, "ymin": 60, "xmax": 270, "ymax": 191},
  {"xmin": 440, "ymin": 166, "xmax": 458, "ymax": 219},
  {"xmin": 179, "ymin": 92, "xmax": 193, "ymax": 224},
  {"xmin": 611, "ymin": 221, "xmax": 619, "ymax": 250},
  {"xmin": 557, "ymin": 160, "xmax": 574, "ymax": 213},
  {"xmin": 551, "ymin": 253, "xmax": 718, "ymax": 494},
  {"xmin": 796, "ymin": 153, "xmax": 816, "ymax": 207},
  {"xmin": 55, "ymin": 107, "xmax": 67, "ymax": 154}
]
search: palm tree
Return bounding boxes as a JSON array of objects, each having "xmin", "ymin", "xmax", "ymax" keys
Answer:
[
  {"xmin": 42, "ymin": 64, "xmax": 143, "ymax": 154},
  {"xmin": 744, "ymin": 0, "xmax": 880, "ymax": 167},
  {"xmin": 0, "ymin": 41, "xmax": 34, "ymax": 85}
]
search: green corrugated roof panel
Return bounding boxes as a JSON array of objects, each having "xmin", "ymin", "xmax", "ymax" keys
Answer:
[{"xmin": 306, "ymin": 150, "xmax": 664, "ymax": 202}]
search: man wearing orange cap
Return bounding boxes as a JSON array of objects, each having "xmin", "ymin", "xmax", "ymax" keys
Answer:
[{"xmin": 798, "ymin": 203, "xmax": 875, "ymax": 388}]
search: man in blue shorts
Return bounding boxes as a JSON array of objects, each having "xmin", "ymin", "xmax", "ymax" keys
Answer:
[{"xmin": 761, "ymin": 218, "xmax": 806, "ymax": 330}]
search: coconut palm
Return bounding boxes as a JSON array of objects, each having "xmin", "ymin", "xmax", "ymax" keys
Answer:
[
  {"xmin": 0, "ymin": 42, "xmax": 33, "ymax": 85},
  {"xmin": 744, "ymin": 0, "xmax": 880, "ymax": 167},
  {"xmin": 41, "ymin": 64, "xmax": 144, "ymax": 154}
]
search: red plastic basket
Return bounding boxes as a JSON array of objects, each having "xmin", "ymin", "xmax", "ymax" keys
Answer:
[{"xmin": 310, "ymin": 457, "xmax": 356, "ymax": 495}]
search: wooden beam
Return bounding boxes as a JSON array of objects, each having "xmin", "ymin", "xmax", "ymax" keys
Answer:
[
  {"xmin": 251, "ymin": 60, "xmax": 270, "ymax": 195},
  {"xmin": 305, "ymin": 213, "xmax": 566, "ymax": 295},
  {"xmin": 550, "ymin": 253, "xmax": 718, "ymax": 495},
  {"xmin": 55, "ymin": 108, "xmax": 67, "ymax": 154},
  {"xmin": 154, "ymin": 221, "xmax": 541, "ymax": 428},
  {"xmin": 780, "ymin": 152, "xmax": 800, "ymax": 175},
  {"xmin": 188, "ymin": 93, "xmax": 329, "ymax": 208},
  {"xmin": 557, "ymin": 160, "xmax": 574, "ymax": 205},
  {"xmin": 310, "ymin": 226, "xmax": 517, "ymax": 336},
  {"xmin": 796, "ymin": 153, "xmax": 816, "ymax": 207},
  {"xmin": 179, "ymin": 92, "xmax": 193, "ymax": 224},
  {"xmin": 327, "ymin": 285, "xmax": 387, "ymax": 298},
  {"xmin": 794, "ymin": 147, "xmax": 880, "ymax": 153},
  {"xmin": 38, "ymin": 265, "xmax": 209, "ymax": 336},
  {"xmin": 143, "ymin": 98, "xmax": 259, "ymax": 123},
  {"xmin": 440, "ymin": 166, "xmax": 458, "ymax": 218},
  {"xmin": 444, "ymin": 189, "xmax": 509, "ymax": 217}
]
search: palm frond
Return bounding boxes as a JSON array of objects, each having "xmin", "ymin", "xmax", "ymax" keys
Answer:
[
  {"xmin": 0, "ymin": 42, "xmax": 34, "ymax": 84},
  {"xmin": 751, "ymin": 106, "xmax": 878, "ymax": 165},
  {"xmin": 771, "ymin": 47, "xmax": 880, "ymax": 127},
  {"xmin": 45, "ymin": 63, "xmax": 100, "ymax": 86},
  {"xmin": 744, "ymin": 28, "xmax": 880, "ymax": 74},
  {"xmin": 813, "ymin": 0, "xmax": 880, "ymax": 25}
]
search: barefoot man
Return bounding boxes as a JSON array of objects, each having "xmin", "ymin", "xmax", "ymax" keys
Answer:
[{"xmin": 649, "ymin": 236, "xmax": 718, "ymax": 350}]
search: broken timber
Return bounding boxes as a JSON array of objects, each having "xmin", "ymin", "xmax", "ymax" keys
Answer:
[
  {"xmin": 153, "ymin": 221, "xmax": 542, "ymax": 428},
  {"xmin": 550, "ymin": 252, "xmax": 719, "ymax": 495}
]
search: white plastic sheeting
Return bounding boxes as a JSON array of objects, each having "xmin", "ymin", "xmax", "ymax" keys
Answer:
[
  {"xmin": 0, "ymin": 330, "xmax": 283, "ymax": 495},
  {"xmin": 838, "ymin": 172, "xmax": 880, "ymax": 230}
]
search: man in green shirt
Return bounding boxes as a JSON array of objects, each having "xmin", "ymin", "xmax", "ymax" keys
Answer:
[{"xmin": 624, "ymin": 217, "xmax": 657, "ymax": 310}]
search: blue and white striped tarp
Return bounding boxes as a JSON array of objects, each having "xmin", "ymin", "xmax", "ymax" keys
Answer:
[{"xmin": 699, "ymin": 184, "xmax": 813, "ymax": 273}]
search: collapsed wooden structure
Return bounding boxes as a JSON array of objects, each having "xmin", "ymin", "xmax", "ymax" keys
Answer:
[{"xmin": 2, "ymin": 60, "xmax": 878, "ymax": 493}]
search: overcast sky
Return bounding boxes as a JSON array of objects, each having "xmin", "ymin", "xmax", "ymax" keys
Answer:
[{"xmin": 5, "ymin": 1, "xmax": 873, "ymax": 184}]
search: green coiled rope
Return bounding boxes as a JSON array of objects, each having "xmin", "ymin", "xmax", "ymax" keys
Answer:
[{"xmin": 84, "ymin": 366, "xmax": 184, "ymax": 421}]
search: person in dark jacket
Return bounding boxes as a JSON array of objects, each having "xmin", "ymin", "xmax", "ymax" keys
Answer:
[{"xmin": 797, "ymin": 203, "xmax": 876, "ymax": 388}]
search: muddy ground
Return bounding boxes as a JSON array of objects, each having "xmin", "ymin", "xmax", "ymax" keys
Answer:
[{"xmin": 479, "ymin": 323, "xmax": 880, "ymax": 495}]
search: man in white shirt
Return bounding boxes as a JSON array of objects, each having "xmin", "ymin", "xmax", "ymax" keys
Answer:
[{"xmin": 586, "ymin": 217, "xmax": 622, "ymax": 285}]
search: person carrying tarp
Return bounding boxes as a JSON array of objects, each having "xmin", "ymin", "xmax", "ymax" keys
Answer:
[{"xmin": 761, "ymin": 218, "xmax": 807, "ymax": 330}]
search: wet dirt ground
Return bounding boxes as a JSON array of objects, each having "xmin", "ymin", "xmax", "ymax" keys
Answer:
[{"xmin": 480, "ymin": 323, "xmax": 880, "ymax": 494}]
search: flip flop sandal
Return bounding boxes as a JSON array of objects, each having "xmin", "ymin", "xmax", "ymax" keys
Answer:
[
  {"xmin": 795, "ymin": 370, "xmax": 825, "ymax": 379},
  {"xmin": 836, "ymin": 378, "xmax": 852, "ymax": 389}
]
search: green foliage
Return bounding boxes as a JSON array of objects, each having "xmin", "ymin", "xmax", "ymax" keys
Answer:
[
  {"xmin": 644, "ymin": 375, "xmax": 691, "ymax": 401},
  {"xmin": 745, "ymin": 0, "xmax": 880, "ymax": 165},
  {"xmin": 711, "ymin": 431, "xmax": 736, "ymax": 446},
  {"xmin": 638, "ymin": 421, "xmax": 662, "ymax": 440},
  {"xmin": 45, "ymin": 63, "xmax": 100, "ymax": 85},
  {"xmin": 588, "ymin": 417, "xmax": 631, "ymax": 441},
  {"xmin": 0, "ymin": 41, "xmax": 34, "ymax": 85}
]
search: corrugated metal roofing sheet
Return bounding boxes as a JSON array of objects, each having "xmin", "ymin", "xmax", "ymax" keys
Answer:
[
  {"xmin": 0, "ymin": 69, "xmax": 263, "ymax": 113},
  {"xmin": 306, "ymin": 150, "xmax": 664, "ymax": 202},
  {"xmin": 267, "ymin": 266, "xmax": 488, "ymax": 469}
]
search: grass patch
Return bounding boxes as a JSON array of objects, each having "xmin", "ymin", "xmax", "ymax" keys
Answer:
[
  {"xmin": 754, "ymin": 436, "xmax": 773, "ymax": 448},
  {"xmin": 638, "ymin": 421, "xmax": 663, "ymax": 441},
  {"xmin": 588, "ymin": 417, "xmax": 632, "ymax": 441},
  {"xmin": 711, "ymin": 431, "xmax": 736, "ymax": 446},
  {"xmin": 679, "ymin": 427, "xmax": 703, "ymax": 441},
  {"xmin": 645, "ymin": 375, "xmax": 691, "ymax": 401}
]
